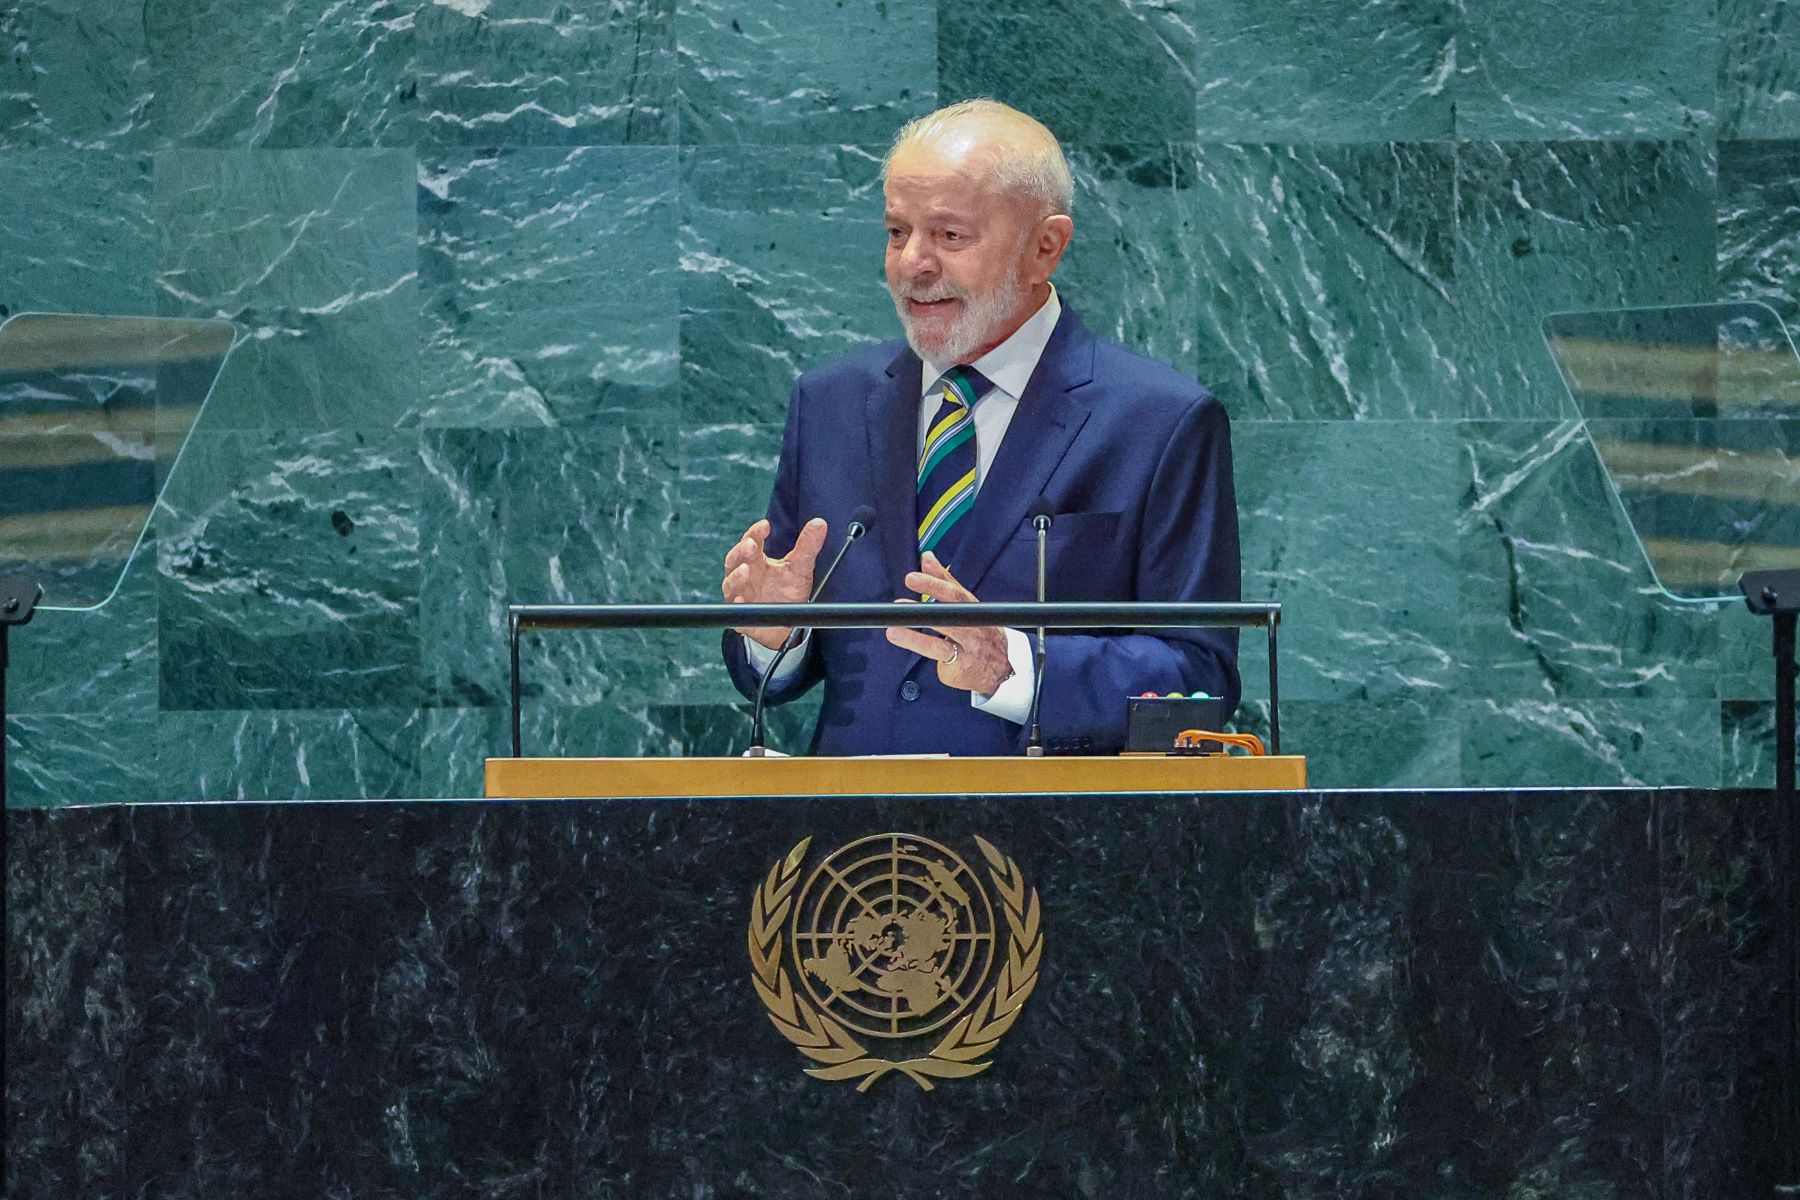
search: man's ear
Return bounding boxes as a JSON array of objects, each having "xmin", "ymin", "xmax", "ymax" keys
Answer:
[{"xmin": 1031, "ymin": 214, "xmax": 1074, "ymax": 284}]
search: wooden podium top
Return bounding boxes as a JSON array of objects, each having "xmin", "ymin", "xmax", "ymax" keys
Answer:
[{"xmin": 484, "ymin": 753, "xmax": 1306, "ymax": 799}]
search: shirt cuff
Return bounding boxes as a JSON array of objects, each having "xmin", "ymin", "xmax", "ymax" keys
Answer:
[
  {"xmin": 971, "ymin": 627, "xmax": 1034, "ymax": 725},
  {"xmin": 744, "ymin": 630, "xmax": 810, "ymax": 684}
]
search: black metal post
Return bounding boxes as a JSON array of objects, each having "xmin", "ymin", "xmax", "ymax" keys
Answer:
[
  {"xmin": 1267, "ymin": 617, "xmax": 1281, "ymax": 757},
  {"xmin": 1738, "ymin": 569, "xmax": 1798, "ymax": 1197},
  {"xmin": 0, "ymin": 575, "xmax": 42, "ymax": 812},
  {"xmin": 0, "ymin": 573, "xmax": 43, "ymax": 1192},
  {"xmin": 1774, "ymin": 608, "xmax": 1796, "ymax": 1198},
  {"xmin": 509, "ymin": 611, "xmax": 523, "ymax": 760}
]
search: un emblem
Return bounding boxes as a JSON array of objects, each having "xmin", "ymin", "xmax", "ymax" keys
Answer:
[{"xmin": 748, "ymin": 833, "xmax": 1042, "ymax": 1091}]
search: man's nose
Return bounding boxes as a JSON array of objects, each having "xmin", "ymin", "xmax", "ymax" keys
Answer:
[{"xmin": 897, "ymin": 232, "xmax": 936, "ymax": 277}]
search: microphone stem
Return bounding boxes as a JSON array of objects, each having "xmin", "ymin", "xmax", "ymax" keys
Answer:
[
  {"xmin": 747, "ymin": 524, "xmax": 863, "ymax": 755},
  {"xmin": 1026, "ymin": 519, "xmax": 1049, "ymax": 757}
]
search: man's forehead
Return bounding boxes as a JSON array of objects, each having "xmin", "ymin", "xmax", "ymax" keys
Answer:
[{"xmin": 884, "ymin": 160, "xmax": 1007, "ymax": 216}]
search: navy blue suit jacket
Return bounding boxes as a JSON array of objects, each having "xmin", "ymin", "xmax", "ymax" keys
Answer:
[{"xmin": 722, "ymin": 304, "xmax": 1241, "ymax": 756}]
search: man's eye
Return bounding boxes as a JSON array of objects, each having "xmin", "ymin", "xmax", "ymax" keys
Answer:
[{"xmin": 942, "ymin": 230, "xmax": 963, "ymax": 242}]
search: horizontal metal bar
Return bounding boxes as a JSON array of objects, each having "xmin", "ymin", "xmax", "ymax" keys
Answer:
[{"xmin": 510, "ymin": 601, "xmax": 1278, "ymax": 631}]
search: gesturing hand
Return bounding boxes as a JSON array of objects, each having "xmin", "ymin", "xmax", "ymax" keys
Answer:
[
  {"xmin": 723, "ymin": 517, "xmax": 829, "ymax": 651},
  {"xmin": 883, "ymin": 552, "xmax": 1014, "ymax": 696}
]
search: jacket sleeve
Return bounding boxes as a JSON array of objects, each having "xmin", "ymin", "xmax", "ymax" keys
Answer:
[
  {"xmin": 1035, "ymin": 392, "xmax": 1241, "ymax": 752},
  {"xmin": 721, "ymin": 377, "xmax": 827, "ymax": 706}
]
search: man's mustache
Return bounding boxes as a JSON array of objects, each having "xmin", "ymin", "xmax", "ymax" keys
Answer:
[{"xmin": 893, "ymin": 285, "xmax": 969, "ymax": 304}]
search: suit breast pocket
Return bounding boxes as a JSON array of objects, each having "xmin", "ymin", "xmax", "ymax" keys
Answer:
[{"xmin": 1003, "ymin": 510, "xmax": 1126, "ymax": 599}]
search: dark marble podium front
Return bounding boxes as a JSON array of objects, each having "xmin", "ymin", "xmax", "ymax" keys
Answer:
[{"xmin": 6, "ymin": 788, "xmax": 1785, "ymax": 1198}]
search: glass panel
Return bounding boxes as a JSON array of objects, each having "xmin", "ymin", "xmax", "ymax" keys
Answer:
[
  {"xmin": 1543, "ymin": 301, "xmax": 1800, "ymax": 603},
  {"xmin": 0, "ymin": 313, "xmax": 235, "ymax": 611}
]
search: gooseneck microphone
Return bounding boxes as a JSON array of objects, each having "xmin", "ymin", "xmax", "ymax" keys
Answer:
[
  {"xmin": 745, "ymin": 505, "xmax": 876, "ymax": 756},
  {"xmin": 1024, "ymin": 500, "xmax": 1054, "ymax": 757}
]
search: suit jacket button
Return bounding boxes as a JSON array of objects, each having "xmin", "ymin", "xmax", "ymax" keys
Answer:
[{"xmin": 900, "ymin": 680, "xmax": 920, "ymax": 701}]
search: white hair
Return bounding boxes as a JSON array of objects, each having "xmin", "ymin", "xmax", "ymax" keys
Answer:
[{"xmin": 883, "ymin": 99, "xmax": 1074, "ymax": 218}]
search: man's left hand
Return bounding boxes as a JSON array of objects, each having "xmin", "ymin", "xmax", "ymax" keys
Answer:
[{"xmin": 884, "ymin": 552, "xmax": 1013, "ymax": 696}]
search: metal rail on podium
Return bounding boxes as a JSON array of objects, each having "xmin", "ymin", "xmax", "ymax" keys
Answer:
[{"xmin": 490, "ymin": 600, "xmax": 1299, "ymax": 797}]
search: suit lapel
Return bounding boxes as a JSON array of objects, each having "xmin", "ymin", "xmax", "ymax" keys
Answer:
[
  {"xmin": 951, "ymin": 308, "xmax": 1096, "ymax": 593},
  {"xmin": 868, "ymin": 345, "xmax": 923, "ymax": 599}
]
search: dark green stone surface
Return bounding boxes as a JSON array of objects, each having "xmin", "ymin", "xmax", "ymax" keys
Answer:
[
  {"xmin": 1720, "ymin": 0, "xmax": 1800, "ymax": 138},
  {"xmin": 156, "ymin": 429, "xmax": 425, "ymax": 711},
  {"xmin": 1455, "ymin": 0, "xmax": 1716, "ymax": 138},
  {"xmin": 145, "ymin": 0, "xmax": 417, "ymax": 148},
  {"xmin": 675, "ymin": 0, "xmax": 935, "ymax": 144},
  {"xmin": 1192, "ymin": 0, "xmax": 1454, "ymax": 141},
  {"xmin": 1719, "ymin": 138, "xmax": 1800, "ymax": 329},
  {"xmin": 3, "ymin": 790, "xmax": 1785, "ymax": 1194},
  {"xmin": 940, "ymin": 0, "xmax": 1196, "ymax": 143},
  {"xmin": 0, "ymin": 151, "xmax": 155, "ymax": 315},
  {"xmin": 4, "ymin": 0, "xmax": 1798, "ymax": 800},
  {"xmin": 418, "ymin": 147, "xmax": 679, "ymax": 428},
  {"xmin": 1454, "ymin": 141, "xmax": 1718, "ymax": 420},
  {"xmin": 414, "ymin": 0, "xmax": 675, "ymax": 146}
]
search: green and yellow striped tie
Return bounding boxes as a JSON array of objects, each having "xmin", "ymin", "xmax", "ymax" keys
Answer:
[{"xmin": 916, "ymin": 365, "xmax": 992, "ymax": 565}]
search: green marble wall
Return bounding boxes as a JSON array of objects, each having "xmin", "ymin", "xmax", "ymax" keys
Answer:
[{"xmin": 3, "ymin": 0, "xmax": 1795, "ymax": 802}]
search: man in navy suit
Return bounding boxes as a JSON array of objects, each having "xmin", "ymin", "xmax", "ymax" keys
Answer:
[{"xmin": 720, "ymin": 100, "xmax": 1240, "ymax": 756}]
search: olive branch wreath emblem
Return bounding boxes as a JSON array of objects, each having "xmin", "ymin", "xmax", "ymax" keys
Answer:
[{"xmin": 747, "ymin": 835, "xmax": 1042, "ymax": 1092}]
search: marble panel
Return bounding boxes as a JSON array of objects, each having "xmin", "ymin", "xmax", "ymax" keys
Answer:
[
  {"xmin": 3, "ymin": 808, "xmax": 128, "ymax": 1199},
  {"xmin": 1058, "ymin": 144, "xmax": 1202, "ymax": 380},
  {"xmin": 675, "ymin": 0, "xmax": 934, "ymax": 144},
  {"xmin": 1659, "ymin": 790, "xmax": 1786, "ymax": 1194},
  {"xmin": 1233, "ymin": 696, "xmax": 1460, "ymax": 788},
  {"xmin": 155, "ymin": 149, "xmax": 416, "ymax": 314},
  {"xmin": 1721, "ymin": 699, "xmax": 1785, "ymax": 787},
  {"xmin": 8, "ymin": 548, "xmax": 158, "ymax": 716},
  {"xmin": 6, "ymin": 711, "xmax": 158, "ymax": 808},
  {"xmin": 674, "ymin": 422, "xmax": 781, "ymax": 703},
  {"xmin": 1718, "ymin": 139, "xmax": 1800, "ymax": 333},
  {"xmin": 154, "ymin": 149, "xmax": 419, "ymax": 429},
  {"xmin": 1235, "ymin": 421, "xmax": 1461, "ymax": 703},
  {"xmin": 417, "ymin": 147, "xmax": 678, "ymax": 428},
  {"xmin": 156, "ymin": 708, "xmax": 422, "ymax": 801},
  {"xmin": 3, "ymin": 789, "xmax": 1767, "ymax": 1193},
  {"xmin": 190, "ymin": 307, "xmax": 421, "ymax": 431},
  {"xmin": 1383, "ymin": 791, "xmax": 1663, "ymax": 1194},
  {"xmin": 118, "ymin": 803, "xmax": 389, "ymax": 1196},
  {"xmin": 0, "ymin": 150, "xmax": 154, "ymax": 316},
  {"xmin": 678, "ymin": 145, "xmax": 892, "ymax": 427},
  {"xmin": 1191, "ymin": 0, "xmax": 1455, "ymax": 141},
  {"xmin": 1721, "ymin": 601, "xmax": 1779, "ymax": 702},
  {"xmin": 1719, "ymin": 0, "xmax": 1800, "ymax": 138},
  {"xmin": 1186, "ymin": 142, "xmax": 1459, "ymax": 420},
  {"xmin": 156, "ymin": 429, "xmax": 423, "ymax": 710},
  {"xmin": 938, "ymin": 0, "xmax": 1196, "ymax": 143},
  {"xmin": 0, "ymin": 0, "xmax": 152, "ymax": 150},
  {"xmin": 417, "ymin": 425, "xmax": 679, "ymax": 711},
  {"xmin": 415, "ymin": 0, "xmax": 674, "ymax": 146},
  {"xmin": 1455, "ymin": 141, "xmax": 1717, "ymax": 420},
  {"xmin": 1455, "ymin": 0, "xmax": 1715, "ymax": 138},
  {"xmin": 144, "ymin": 0, "xmax": 417, "ymax": 147},
  {"xmin": 1459, "ymin": 697, "xmax": 1722, "ymax": 787},
  {"xmin": 1457, "ymin": 420, "xmax": 1720, "ymax": 700}
]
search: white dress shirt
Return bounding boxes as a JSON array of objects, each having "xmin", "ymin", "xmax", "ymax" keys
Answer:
[{"xmin": 745, "ymin": 287, "xmax": 1062, "ymax": 726}]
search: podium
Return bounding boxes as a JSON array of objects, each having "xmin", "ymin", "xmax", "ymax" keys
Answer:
[{"xmin": 485, "ymin": 753, "xmax": 1308, "ymax": 798}]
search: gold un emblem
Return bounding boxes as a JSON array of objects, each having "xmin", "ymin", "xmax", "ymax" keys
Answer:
[{"xmin": 749, "ymin": 833, "xmax": 1042, "ymax": 1091}]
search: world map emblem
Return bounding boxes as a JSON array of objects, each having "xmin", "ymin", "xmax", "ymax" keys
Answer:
[{"xmin": 748, "ymin": 833, "xmax": 1042, "ymax": 1091}]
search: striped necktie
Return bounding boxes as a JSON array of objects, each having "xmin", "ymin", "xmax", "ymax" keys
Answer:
[{"xmin": 916, "ymin": 365, "xmax": 992, "ymax": 565}]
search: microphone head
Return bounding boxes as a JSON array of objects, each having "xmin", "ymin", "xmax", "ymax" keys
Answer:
[
  {"xmin": 1027, "ymin": 498, "xmax": 1055, "ymax": 528},
  {"xmin": 848, "ymin": 504, "xmax": 877, "ymax": 536}
]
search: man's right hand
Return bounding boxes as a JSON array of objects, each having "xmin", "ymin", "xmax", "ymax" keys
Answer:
[{"xmin": 723, "ymin": 517, "xmax": 829, "ymax": 651}]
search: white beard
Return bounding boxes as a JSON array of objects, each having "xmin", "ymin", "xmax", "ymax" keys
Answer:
[{"xmin": 890, "ymin": 260, "xmax": 1032, "ymax": 366}]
